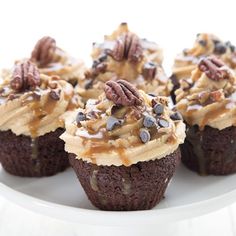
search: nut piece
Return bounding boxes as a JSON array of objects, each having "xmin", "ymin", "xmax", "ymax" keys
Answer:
[
  {"xmin": 142, "ymin": 62, "xmax": 156, "ymax": 79},
  {"xmin": 198, "ymin": 57, "xmax": 229, "ymax": 81},
  {"xmin": 107, "ymin": 32, "xmax": 143, "ymax": 63},
  {"xmin": 11, "ymin": 61, "xmax": 40, "ymax": 91},
  {"xmin": 104, "ymin": 80, "xmax": 143, "ymax": 106},
  {"xmin": 31, "ymin": 36, "xmax": 56, "ymax": 66}
]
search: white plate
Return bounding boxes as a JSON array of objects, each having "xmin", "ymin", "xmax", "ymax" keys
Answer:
[{"xmin": 1, "ymin": 163, "xmax": 236, "ymax": 226}]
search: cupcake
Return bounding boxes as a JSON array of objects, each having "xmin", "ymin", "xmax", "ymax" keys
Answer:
[
  {"xmin": 61, "ymin": 80, "xmax": 185, "ymax": 211},
  {"xmin": 175, "ymin": 56, "xmax": 236, "ymax": 175},
  {"xmin": 24, "ymin": 36, "xmax": 85, "ymax": 86},
  {"xmin": 77, "ymin": 23, "xmax": 171, "ymax": 102},
  {"xmin": 0, "ymin": 60, "xmax": 82, "ymax": 177},
  {"xmin": 170, "ymin": 33, "xmax": 236, "ymax": 102}
]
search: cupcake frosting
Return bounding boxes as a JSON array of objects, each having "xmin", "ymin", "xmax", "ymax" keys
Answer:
[
  {"xmin": 172, "ymin": 33, "xmax": 236, "ymax": 80},
  {"xmin": 77, "ymin": 23, "xmax": 171, "ymax": 101},
  {"xmin": 0, "ymin": 60, "xmax": 82, "ymax": 138},
  {"xmin": 61, "ymin": 80, "xmax": 185, "ymax": 166},
  {"xmin": 175, "ymin": 57, "xmax": 236, "ymax": 130},
  {"xmin": 30, "ymin": 36, "xmax": 86, "ymax": 84}
]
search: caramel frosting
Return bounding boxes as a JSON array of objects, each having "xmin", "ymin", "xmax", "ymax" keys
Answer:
[
  {"xmin": 61, "ymin": 80, "xmax": 185, "ymax": 166},
  {"xmin": 175, "ymin": 57, "xmax": 236, "ymax": 130},
  {"xmin": 77, "ymin": 23, "xmax": 171, "ymax": 101},
  {"xmin": 0, "ymin": 61, "xmax": 82, "ymax": 138},
  {"xmin": 172, "ymin": 33, "xmax": 236, "ymax": 80},
  {"xmin": 30, "ymin": 36, "xmax": 86, "ymax": 84}
]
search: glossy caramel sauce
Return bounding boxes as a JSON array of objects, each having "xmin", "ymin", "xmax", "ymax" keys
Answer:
[{"xmin": 28, "ymin": 92, "xmax": 57, "ymax": 138}]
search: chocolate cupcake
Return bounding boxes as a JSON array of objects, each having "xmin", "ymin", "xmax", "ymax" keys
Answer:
[
  {"xmin": 77, "ymin": 23, "xmax": 171, "ymax": 102},
  {"xmin": 175, "ymin": 56, "xmax": 236, "ymax": 175},
  {"xmin": 170, "ymin": 33, "xmax": 236, "ymax": 102},
  {"xmin": 0, "ymin": 60, "xmax": 82, "ymax": 177},
  {"xmin": 61, "ymin": 80, "xmax": 185, "ymax": 211}
]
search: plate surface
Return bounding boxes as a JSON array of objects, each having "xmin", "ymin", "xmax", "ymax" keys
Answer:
[{"xmin": 1, "ymin": 163, "xmax": 236, "ymax": 226}]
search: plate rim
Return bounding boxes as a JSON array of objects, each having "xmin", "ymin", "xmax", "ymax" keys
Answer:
[{"xmin": 1, "ymin": 181, "xmax": 236, "ymax": 226}]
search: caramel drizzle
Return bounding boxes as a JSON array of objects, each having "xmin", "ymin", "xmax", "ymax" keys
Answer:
[{"xmin": 28, "ymin": 93, "xmax": 58, "ymax": 138}]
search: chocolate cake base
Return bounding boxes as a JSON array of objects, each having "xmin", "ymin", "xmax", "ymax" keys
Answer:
[
  {"xmin": 0, "ymin": 128, "xmax": 69, "ymax": 177},
  {"xmin": 170, "ymin": 74, "xmax": 180, "ymax": 104},
  {"xmin": 181, "ymin": 125, "xmax": 236, "ymax": 175},
  {"xmin": 69, "ymin": 149, "xmax": 181, "ymax": 211}
]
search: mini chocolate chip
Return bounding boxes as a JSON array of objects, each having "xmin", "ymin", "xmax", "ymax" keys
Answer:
[
  {"xmin": 198, "ymin": 40, "xmax": 207, "ymax": 47},
  {"xmin": 226, "ymin": 41, "xmax": 235, "ymax": 52},
  {"xmin": 170, "ymin": 112, "xmax": 183, "ymax": 121},
  {"xmin": 76, "ymin": 111, "xmax": 86, "ymax": 124},
  {"xmin": 98, "ymin": 53, "xmax": 107, "ymax": 62},
  {"xmin": 49, "ymin": 90, "xmax": 60, "ymax": 100},
  {"xmin": 106, "ymin": 116, "xmax": 122, "ymax": 131},
  {"xmin": 139, "ymin": 129, "xmax": 151, "ymax": 143},
  {"xmin": 213, "ymin": 39, "xmax": 220, "ymax": 45},
  {"xmin": 158, "ymin": 118, "xmax": 169, "ymax": 128},
  {"xmin": 153, "ymin": 104, "xmax": 164, "ymax": 115},
  {"xmin": 214, "ymin": 43, "xmax": 226, "ymax": 55},
  {"xmin": 143, "ymin": 115, "xmax": 156, "ymax": 128}
]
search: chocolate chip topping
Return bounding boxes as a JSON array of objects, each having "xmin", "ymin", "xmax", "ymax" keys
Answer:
[
  {"xmin": 198, "ymin": 57, "xmax": 229, "ymax": 81},
  {"xmin": 170, "ymin": 112, "xmax": 182, "ymax": 121},
  {"xmin": 153, "ymin": 104, "xmax": 164, "ymax": 115},
  {"xmin": 139, "ymin": 128, "xmax": 151, "ymax": 143},
  {"xmin": 107, "ymin": 32, "xmax": 143, "ymax": 63},
  {"xmin": 76, "ymin": 111, "xmax": 86, "ymax": 124},
  {"xmin": 11, "ymin": 61, "xmax": 40, "ymax": 92},
  {"xmin": 31, "ymin": 36, "xmax": 56, "ymax": 66},
  {"xmin": 106, "ymin": 116, "xmax": 122, "ymax": 131},
  {"xmin": 142, "ymin": 62, "xmax": 156, "ymax": 79},
  {"xmin": 158, "ymin": 118, "xmax": 169, "ymax": 128},
  {"xmin": 214, "ymin": 42, "xmax": 227, "ymax": 55},
  {"xmin": 104, "ymin": 80, "xmax": 143, "ymax": 106},
  {"xmin": 143, "ymin": 115, "xmax": 156, "ymax": 128}
]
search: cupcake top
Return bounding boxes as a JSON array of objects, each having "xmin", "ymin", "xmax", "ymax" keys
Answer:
[
  {"xmin": 77, "ymin": 23, "xmax": 171, "ymax": 101},
  {"xmin": 172, "ymin": 33, "xmax": 236, "ymax": 80},
  {"xmin": 61, "ymin": 80, "xmax": 185, "ymax": 166},
  {"xmin": 0, "ymin": 60, "xmax": 82, "ymax": 138},
  {"xmin": 30, "ymin": 36, "xmax": 86, "ymax": 85},
  {"xmin": 175, "ymin": 57, "xmax": 236, "ymax": 130}
]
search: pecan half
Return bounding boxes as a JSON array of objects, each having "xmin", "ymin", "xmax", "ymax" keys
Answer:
[
  {"xmin": 104, "ymin": 80, "xmax": 142, "ymax": 106},
  {"xmin": 198, "ymin": 57, "xmax": 229, "ymax": 81},
  {"xmin": 107, "ymin": 32, "xmax": 143, "ymax": 63},
  {"xmin": 11, "ymin": 61, "xmax": 40, "ymax": 91},
  {"xmin": 31, "ymin": 36, "xmax": 56, "ymax": 66}
]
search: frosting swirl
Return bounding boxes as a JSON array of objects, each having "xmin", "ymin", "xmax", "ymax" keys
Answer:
[
  {"xmin": 172, "ymin": 33, "xmax": 236, "ymax": 81},
  {"xmin": 61, "ymin": 80, "xmax": 185, "ymax": 166},
  {"xmin": 30, "ymin": 36, "xmax": 86, "ymax": 84},
  {"xmin": 0, "ymin": 63, "xmax": 82, "ymax": 138},
  {"xmin": 175, "ymin": 57, "xmax": 236, "ymax": 130},
  {"xmin": 77, "ymin": 23, "xmax": 171, "ymax": 101}
]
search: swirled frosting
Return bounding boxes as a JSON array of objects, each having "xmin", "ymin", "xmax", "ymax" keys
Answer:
[
  {"xmin": 77, "ymin": 23, "xmax": 171, "ymax": 101},
  {"xmin": 61, "ymin": 82, "xmax": 185, "ymax": 166},
  {"xmin": 172, "ymin": 33, "xmax": 236, "ymax": 81},
  {"xmin": 0, "ymin": 66, "xmax": 82, "ymax": 138},
  {"xmin": 1, "ymin": 37, "xmax": 86, "ymax": 85},
  {"xmin": 175, "ymin": 57, "xmax": 236, "ymax": 130}
]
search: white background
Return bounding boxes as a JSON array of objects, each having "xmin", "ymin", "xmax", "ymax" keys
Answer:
[{"xmin": 1, "ymin": 0, "xmax": 236, "ymax": 235}]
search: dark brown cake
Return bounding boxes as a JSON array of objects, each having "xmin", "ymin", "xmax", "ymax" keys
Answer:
[
  {"xmin": 69, "ymin": 149, "xmax": 181, "ymax": 211},
  {"xmin": 181, "ymin": 125, "xmax": 236, "ymax": 175},
  {"xmin": 0, "ymin": 128, "xmax": 69, "ymax": 177}
]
